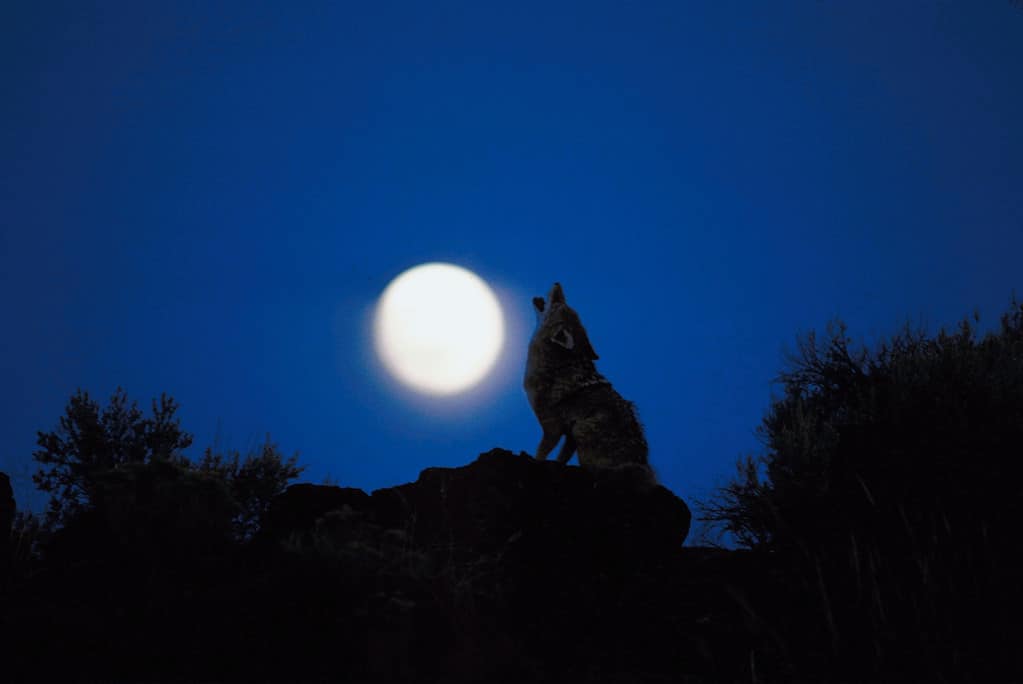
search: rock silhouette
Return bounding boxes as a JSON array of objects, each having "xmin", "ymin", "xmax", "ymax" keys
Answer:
[
  {"xmin": 262, "ymin": 449, "xmax": 690, "ymax": 558},
  {"xmin": 7, "ymin": 442, "xmax": 1016, "ymax": 681},
  {"xmin": 0, "ymin": 472, "xmax": 13, "ymax": 573},
  {"xmin": 5, "ymin": 451, "xmax": 780, "ymax": 683}
]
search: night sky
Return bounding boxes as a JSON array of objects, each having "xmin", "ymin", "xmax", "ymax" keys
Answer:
[{"xmin": 3, "ymin": 2, "xmax": 1022, "ymax": 527}]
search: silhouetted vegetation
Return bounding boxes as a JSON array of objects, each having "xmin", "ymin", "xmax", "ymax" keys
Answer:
[
  {"xmin": 9, "ymin": 510, "xmax": 46, "ymax": 571},
  {"xmin": 32, "ymin": 388, "xmax": 194, "ymax": 529},
  {"xmin": 195, "ymin": 438, "xmax": 304, "ymax": 540},
  {"xmin": 700, "ymin": 298, "xmax": 1023, "ymax": 680},
  {"xmin": 30, "ymin": 388, "xmax": 302, "ymax": 543}
]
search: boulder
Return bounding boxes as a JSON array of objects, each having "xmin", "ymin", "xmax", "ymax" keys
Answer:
[
  {"xmin": 371, "ymin": 449, "xmax": 691, "ymax": 560},
  {"xmin": 258, "ymin": 483, "xmax": 372, "ymax": 545},
  {"xmin": 250, "ymin": 450, "xmax": 694, "ymax": 681},
  {"xmin": 259, "ymin": 449, "xmax": 691, "ymax": 562}
]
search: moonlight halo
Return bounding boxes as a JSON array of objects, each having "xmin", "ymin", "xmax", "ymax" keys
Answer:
[{"xmin": 374, "ymin": 263, "xmax": 505, "ymax": 396}]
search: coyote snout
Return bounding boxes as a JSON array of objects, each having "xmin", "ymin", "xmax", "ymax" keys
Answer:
[{"xmin": 523, "ymin": 283, "xmax": 651, "ymax": 476}]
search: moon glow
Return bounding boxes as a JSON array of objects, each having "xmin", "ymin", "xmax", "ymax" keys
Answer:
[{"xmin": 374, "ymin": 263, "xmax": 505, "ymax": 396}]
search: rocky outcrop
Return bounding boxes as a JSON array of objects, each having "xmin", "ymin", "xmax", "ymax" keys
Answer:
[
  {"xmin": 261, "ymin": 448, "xmax": 691, "ymax": 560},
  {"xmin": 7, "ymin": 452, "xmax": 767, "ymax": 684},
  {"xmin": 259, "ymin": 483, "xmax": 371, "ymax": 544},
  {"xmin": 0, "ymin": 472, "xmax": 13, "ymax": 571},
  {"xmin": 2, "ymin": 441, "xmax": 1019, "ymax": 682},
  {"xmin": 250, "ymin": 449, "xmax": 701, "ymax": 682}
]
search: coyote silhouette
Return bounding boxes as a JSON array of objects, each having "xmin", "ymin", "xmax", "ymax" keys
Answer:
[{"xmin": 523, "ymin": 283, "xmax": 651, "ymax": 477}]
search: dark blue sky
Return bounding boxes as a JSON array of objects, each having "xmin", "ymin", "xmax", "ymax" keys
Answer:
[{"xmin": 3, "ymin": 2, "xmax": 1022, "ymax": 526}]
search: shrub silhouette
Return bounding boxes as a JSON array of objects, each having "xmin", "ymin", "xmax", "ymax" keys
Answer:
[
  {"xmin": 701, "ymin": 298, "xmax": 1023, "ymax": 680},
  {"xmin": 33, "ymin": 388, "xmax": 193, "ymax": 530},
  {"xmin": 32, "ymin": 388, "xmax": 303, "ymax": 542},
  {"xmin": 8, "ymin": 511, "xmax": 47, "ymax": 578},
  {"xmin": 195, "ymin": 438, "xmax": 304, "ymax": 540},
  {"xmin": 92, "ymin": 459, "xmax": 237, "ymax": 554}
]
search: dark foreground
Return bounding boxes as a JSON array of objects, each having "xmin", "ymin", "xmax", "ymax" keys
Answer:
[{"xmin": 0, "ymin": 450, "xmax": 1017, "ymax": 682}]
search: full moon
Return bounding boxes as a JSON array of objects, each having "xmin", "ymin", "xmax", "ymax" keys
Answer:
[{"xmin": 374, "ymin": 263, "xmax": 505, "ymax": 396}]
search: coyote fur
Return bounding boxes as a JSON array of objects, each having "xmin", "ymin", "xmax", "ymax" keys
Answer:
[{"xmin": 524, "ymin": 283, "xmax": 651, "ymax": 476}]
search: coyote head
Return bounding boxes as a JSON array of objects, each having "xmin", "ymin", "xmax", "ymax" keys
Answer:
[{"xmin": 531, "ymin": 282, "xmax": 599, "ymax": 361}]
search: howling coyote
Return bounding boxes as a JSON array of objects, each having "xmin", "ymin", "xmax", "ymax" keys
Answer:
[{"xmin": 523, "ymin": 283, "xmax": 651, "ymax": 476}]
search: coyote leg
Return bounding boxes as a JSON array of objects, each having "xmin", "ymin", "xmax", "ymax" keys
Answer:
[
  {"xmin": 535, "ymin": 431, "xmax": 561, "ymax": 461},
  {"xmin": 555, "ymin": 433, "xmax": 577, "ymax": 465}
]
